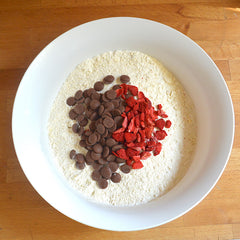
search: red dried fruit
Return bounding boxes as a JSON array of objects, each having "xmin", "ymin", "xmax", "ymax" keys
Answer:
[
  {"xmin": 165, "ymin": 120, "xmax": 172, "ymax": 128},
  {"xmin": 115, "ymin": 149, "xmax": 128, "ymax": 160},
  {"xmin": 122, "ymin": 116, "xmax": 128, "ymax": 128},
  {"xmin": 126, "ymin": 159, "xmax": 133, "ymax": 166},
  {"xmin": 132, "ymin": 161, "xmax": 143, "ymax": 169},
  {"xmin": 155, "ymin": 119, "xmax": 165, "ymax": 130},
  {"xmin": 153, "ymin": 142, "xmax": 162, "ymax": 156},
  {"xmin": 114, "ymin": 127, "xmax": 125, "ymax": 134},
  {"xmin": 140, "ymin": 151, "xmax": 151, "ymax": 160},
  {"xmin": 154, "ymin": 130, "xmax": 167, "ymax": 140},
  {"xmin": 126, "ymin": 148, "xmax": 140, "ymax": 157},
  {"xmin": 125, "ymin": 106, "xmax": 131, "ymax": 112},
  {"xmin": 116, "ymin": 87, "xmax": 124, "ymax": 97},
  {"xmin": 126, "ymin": 96, "xmax": 136, "ymax": 108},
  {"xmin": 132, "ymin": 155, "xmax": 141, "ymax": 162},
  {"xmin": 157, "ymin": 104, "xmax": 162, "ymax": 110},
  {"xmin": 125, "ymin": 132, "xmax": 137, "ymax": 142},
  {"xmin": 128, "ymin": 85, "xmax": 138, "ymax": 96},
  {"xmin": 112, "ymin": 132, "xmax": 125, "ymax": 142},
  {"xmin": 128, "ymin": 118, "xmax": 135, "ymax": 132}
]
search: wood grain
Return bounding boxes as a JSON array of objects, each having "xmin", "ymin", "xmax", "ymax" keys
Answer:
[{"xmin": 0, "ymin": 1, "xmax": 239, "ymax": 239}]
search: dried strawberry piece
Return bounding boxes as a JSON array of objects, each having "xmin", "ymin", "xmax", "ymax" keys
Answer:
[
  {"xmin": 165, "ymin": 120, "xmax": 172, "ymax": 128},
  {"xmin": 127, "ymin": 111, "xmax": 134, "ymax": 121},
  {"xmin": 130, "ymin": 146, "xmax": 142, "ymax": 152},
  {"xmin": 124, "ymin": 132, "xmax": 137, "ymax": 142},
  {"xmin": 126, "ymin": 148, "xmax": 140, "ymax": 157},
  {"xmin": 114, "ymin": 149, "xmax": 128, "ymax": 160},
  {"xmin": 126, "ymin": 96, "xmax": 136, "ymax": 108},
  {"xmin": 128, "ymin": 85, "xmax": 138, "ymax": 96},
  {"xmin": 155, "ymin": 119, "xmax": 165, "ymax": 130},
  {"xmin": 122, "ymin": 116, "xmax": 128, "ymax": 128},
  {"xmin": 136, "ymin": 133, "xmax": 141, "ymax": 142},
  {"xmin": 132, "ymin": 155, "xmax": 141, "ymax": 162},
  {"xmin": 133, "ymin": 102, "xmax": 139, "ymax": 111},
  {"xmin": 121, "ymin": 83, "xmax": 128, "ymax": 95},
  {"xmin": 145, "ymin": 126, "xmax": 154, "ymax": 139},
  {"xmin": 126, "ymin": 159, "xmax": 133, "ymax": 166},
  {"xmin": 116, "ymin": 87, "xmax": 124, "ymax": 97},
  {"xmin": 157, "ymin": 104, "xmax": 162, "ymax": 110},
  {"xmin": 153, "ymin": 142, "xmax": 162, "ymax": 156},
  {"xmin": 147, "ymin": 140, "xmax": 156, "ymax": 147},
  {"xmin": 132, "ymin": 161, "xmax": 143, "ymax": 169},
  {"xmin": 140, "ymin": 151, "xmax": 151, "ymax": 160},
  {"xmin": 138, "ymin": 91, "xmax": 145, "ymax": 99},
  {"xmin": 154, "ymin": 130, "xmax": 167, "ymax": 140},
  {"xmin": 145, "ymin": 146, "xmax": 155, "ymax": 151},
  {"xmin": 125, "ymin": 106, "xmax": 131, "ymax": 112},
  {"xmin": 126, "ymin": 142, "xmax": 135, "ymax": 147},
  {"xmin": 114, "ymin": 127, "xmax": 125, "ymax": 134},
  {"xmin": 135, "ymin": 115, "xmax": 140, "ymax": 127},
  {"xmin": 128, "ymin": 118, "xmax": 135, "ymax": 132},
  {"xmin": 112, "ymin": 132, "xmax": 124, "ymax": 142}
]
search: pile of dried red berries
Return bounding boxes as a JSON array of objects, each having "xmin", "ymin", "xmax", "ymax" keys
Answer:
[{"xmin": 66, "ymin": 75, "xmax": 171, "ymax": 189}]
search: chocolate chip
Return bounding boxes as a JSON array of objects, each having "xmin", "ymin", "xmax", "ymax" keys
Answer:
[
  {"xmin": 79, "ymin": 140, "xmax": 87, "ymax": 148},
  {"xmin": 120, "ymin": 75, "xmax": 130, "ymax": 83},
  {"xmin": 94, "ymin": 81, "xmax": 104, "ymax": 91},
  {"xmin": 112, "ymin": 99, "xmax": 120, "ymax": 108},
  {"xmin": 69, "ymin": 109, "xmax": 78, "ymax": 120},
  {"xmin": 103, "ymin": 75, "xmax": 114, "ymax": 84},
  {"xmin": 102, "ymin": 129, "xmax": 109, "ymax": 138},
  {"xmin": 96, "ymin": 123, "xmax": 105, "ymax": 134},
  {"xmin": 108, "ymin": 123, "xmax": 117, "ymax": 133},
  {"xmin": 92, "ymin": 161, "xmax": 102, "ymax": 170},
  {"xmin": 108, "ymin": 162, "xmax": 118, "ymax": 172},
  {"xmin": 72, "ymin": 123, "xmax": 79, "ymax": 133},
  {"xmin": 75, "ymin": 161, "xmax": 85, "ymax": 170},
  {"xmin": 90, "ymin": 100, "xmax": 100, "ymax": 110},
  {"xmin": 88, "ymin": 133, "xmax": 98, "ymax": 145},
  {"xmin": 83, "ymin": 89, "xmax": 88, "ymax": 98},
  {"xmin": 112, "ymin": 84, "xmax": 121, "ymax": 90},
  {"xmin": 98, "ymin": 105, "xmax": 104, "ymax": 115},
  {"xmin": 105, "ymin": 90, "xmax": 117, "ymax": 100},
  {"xmin": 76, "ymin": 114, "xmax": 85, "ymax": 122},
  {"xmin": 106, "ymin": 138, "xmax": 117, "ymax": 147},
  {"xmin": 89, "ymin": 121, "xmax": 96, "ymax": 131},
  {"xmin": 93, "ymin": 144, "xmax": 103, "ymax": 153},
  {"xmin": 69, "ymin": 150, "xmax": 76, "ymax": 159},
  {"xmin": 104, "ymin": 102, "xmax": 114, "ymax": 111},
  {"xmin": 102, "ymin": 111, "xmax": 112, "ymax": 118},
  {"xmin": 120, "ymin": 164, "xmax": 131, "ymax": 173},
  {"xmin": 91, "ymin": 151, "xmax": 101, "ymax": 160},
  {"xmin": 102, "ymin": 146, "xmax": 110, "ymax": 158},
  {"xmin": 75, "ymin": 153, "xmax": 85, "ymax": 163},
  {"xmin": 102, "ymin": 94, "xmax": 109, "ymax": 102},
  {"xmin": 111, "ymin": 109, "xmax": 121, "ymax": 117},
  {"xmin": 116, "ymin": 157, "xmax": 125, "ymax": 163},
  {"xmin": 98, "ymin": 158, "xmax": 107, "ymax": 165},
  {"xmin": 89, "ymin": 112, "xmax": 98, "ymax": 121},
  {"xmin": 112, "ymin": 144, "xmax": 124, "ymax": 152},
  {"xmin": 87, "ymin": 88, "xmax": 95, "ymax": 97},
  {"xmin": 78, "ymin": 126, "xmax": 84, "ymax": 136},
  {"xmin": 66, "ymin": 97, "xmax": 76, "ymax": 106},
  {"xmin": 84, "ymin": 97, "xmax": 91, "ymax": 105},
  {"xmin": 91, "ymin": 170, "xmax": 101, "ymax": 181},
  {"xmin": 79, "ymin": 118, "xmax": 88, "ymax": 126},
  {"xmin": 85, "ymin": 151, "xmax": 94, "ymax": 165},
  {"xmin": 78, "ymin": 97, "xmax": 85, "ymax": 103},
  {"xmin": 106, "ymin": 154, "xmax": 116, "ymax": 162},
  {"xmin": 97, "ymin": 178, "xmax": 108, "ymax": 189},
  {"xmin": 100, "ymin": 166, "xmax": 112, "ymax": 179},
  {"xmin": 84, "ymin": 130, "xmax": 91, "ymax": 137},
  {"xmin": 111, "ymin": 173, "xmax": 121, "ymax": 183},
  {"xmin": 103, "ymin": 117, "xmax": 114, "ymax": 128},
  {"xmin": 119, "ymin": 104, "xmax": 125, "ymax": 113},
  {"xmin": 91, "ymin": 92, "xmax": 101, "ymax": 100},
  {"xmin": 114, "ymin": 116, "xmax": 123, "ymax": 128},
  {"xmin": 74, "ymin": 90, "xmax": 83, "ymax": 100},
  {"xmin": 74, "ymin": 103, "xmax": 85, "ymax": 114}
]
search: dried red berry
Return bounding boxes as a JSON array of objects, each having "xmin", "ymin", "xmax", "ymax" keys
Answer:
[{"xmin": 165, "ymin": 120, "xmax": 172, "ymax": 128}]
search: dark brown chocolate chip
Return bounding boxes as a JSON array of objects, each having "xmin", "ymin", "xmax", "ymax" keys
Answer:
[
  {"xmin": 106, "ymin": 138, "xmax": 117, "ymax": 147},
  {"xmin": 103, "ymin": 117, "xmax": 115, "ymax": 128},
  {"xmin": 100, "ymin": 166, "xmax": 112, "ymax": 179},
  {"xmin": 74, "ymin": 103, "xmax": 85, "ymax": 114},
  {"xmin": 92, "ymin": 161, "xmax": 102, "ymax": 170},
  {"xmin": 111, "ymin": 173, "xmax": 121, "ymax": 183},
  {"xmin": 96, "ymin": 123, "xmax": 105, "ymax": 135},
  {"xmin": 119, "ymin": 104, "xmax": 126, "ymax": 113},
  {"xmin": 90, "ymin": 99, "xmax": 100, "ymax": 110},
  {"xmin": 120, "ymin": 75, "xmax": 130, "ymax": 83},
  {"xmin": 87, "ymin": 88, "xmax": 96, "ymax": 97},
  {"xmin": 83, "ymin": 89, "xmax": 89, "ymax": 98},
  {"xmin": 112, "ymin": 99, "xmax": 120, "ymax": 108},
  {"xmin": 75, "ymin": 161, "xmax": 85, "ymax": 170},
  {"xmin": 103, "ymin": 75, "xmax": 114, "ymax": 84},
  {"xmin": 78, "ymin": 97, "xmax": 85, "ymax": 103},
  {"xmin": 116, "ymin": 157, "xmax": 126, "ymax": 163},
  {"xmin": 120, "ymin": 164, "xmax": 131, "ymax": 173},
  {"xmin": 108, "ymin": 162, "xmax": 118, "ymax": 172},
  {"xmin": 98, "ymin": 105, "xmax": 105, "ymax": 115},
  {"xmin": 114, "ymin": 116, "xmax": 123, "ymax": 128},
  {"xmin": 85, "ymin": 151, "xmax": 94, "ymax": 165},
  {"xmin": 102, "ymin": 111, "xmax": 112, "ymax": 118},
  {"xmin": 76, "ymin": 114, "xmax": 85, "ymax": 122},
  {"xmin": 88, "ymin": 133, "xmax": 98, "ymax": 145},
  {"xmin": 74, "ymin": 90, "xmax": 83, "ymax": 100},
  {"xmin": 91, "ymin": 170, "xmax": 101, "ymax": 181},
  {"xmin": 111, "ymin": 109, "xmax": 121, "ymax": 117},
  {"xmin": 98, "ymin": 178, "xmax": 108, "ymax": 189},
  {"xmin": 108, "ymin": 123, "xmax": 117, "ymax": 133},
  {"xmin": 112, "ymin": 144, "xmax": 124, "ymax": 152},
  {"xmin": 96, "ymin": 132, "xmax": 101, "ymax": 142},
  {"xmin": 69, "ymin": 150, "xmax": 76, "ymax": 159},
  {"xmin": 84, "ymin": 130, "xmax": 91, "ymax": 137},
  {"xmin": 91, "ymin": 92, "xmax": 101, "ymax": 100},
  {"xmin": 98, "ymin": 158, "xmax": 107, "ymax": 165},
  {"xmin": 79, "ymin": 118, "xmax": 88, "ymax": 127},
  {"xmin": 84, "ymin": 97, "xmax": 91, "ymax": 105},
  {"xmin": 66, "ymin": 97, "xmax": 76, "ymax": 106},
  {"xmin": 85, "ymin": 108, "xmax": 94, "ymax": 118},
  {"xmin": 69, "ymin": 109, "xmax": 78, "ymax": 120},
  {"xmin": 75, "ymin": 153, "xmax": 85, "ymax": 163},
  {"xmin": 104, "ymin": 102, "xmax": 114, "ymax": 111},
  {"xmin": 102, "ymin": 94, "xmax": 109, "ymax": 102},
  {"xmin": 102, "ymin": 146, "xmax": 110, "ymax": 158},
  {"xmin": 105, "ymin": 90, "xmax": 117, "ymax": 100},
  {"xmin": 106, "ymin": 154, "xmax": 116, "ymax": 162},
  {"xmin": 91, "ymin": 151, "xmax": 101, "ymax": 160},
  {"xmin": 89, "ymin": 112, "xmax": 98, "ymax": 121},
  {"xmin": 72, "ymin": 123, "xmax": 79, "ymax": 133},
  {"xmin": 94, "ymin": 81, "xmax": 104, "ymax": 91},
  {"xmin": 100, "ymin": 138, "xmax": 105, "ymax": 146},
  {"xmin": 79, "ymin": 140, "xmax": 87, "ymax": 148},
  {"xmin": 93, "ymin": 144, "xmax": 103, "ymax": 153},
  {"xmin": 112, "ymin": 84, "xmax": 121, "ymax": 90},
  {"xmin": 102, "ymin": 129, "xmax": 109, "ymax": 138},
  {"xmin": 78, "ymin": 126, "xmax": 84, "ymax": 136},
  {"xmin": 89, "ymin": 121, "xmax": 96, "ymax": 131}
]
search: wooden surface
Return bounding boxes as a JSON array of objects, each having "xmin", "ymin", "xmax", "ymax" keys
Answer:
[{"xmin": 0, "ymin": 0, "xmax": 240, "ymax": 239}]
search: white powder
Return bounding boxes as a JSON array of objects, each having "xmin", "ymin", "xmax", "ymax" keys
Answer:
[{"xmin": 48, "ymin": 50, "xmax": 197, "ymax": 206}]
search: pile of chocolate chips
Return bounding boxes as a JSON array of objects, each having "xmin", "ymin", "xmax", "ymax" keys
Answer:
[{"xmin": 66, "ymin": 75, "xmax": 132, "ymax": 189}]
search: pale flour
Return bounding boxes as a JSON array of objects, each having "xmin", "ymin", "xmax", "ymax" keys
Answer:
[{"xmin": 48, "ymin": 50, "xmax": 197, "ymax": 206}]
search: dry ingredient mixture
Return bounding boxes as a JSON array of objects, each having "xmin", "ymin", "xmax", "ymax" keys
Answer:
[{"xmin": 48, "ymin": 50, "xmax": 197, "ymax": 206}]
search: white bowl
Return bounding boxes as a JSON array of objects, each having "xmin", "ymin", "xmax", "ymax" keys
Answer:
[{"xmin": 12, "ymin": 17, "xmax": 234, "ymax": 231}]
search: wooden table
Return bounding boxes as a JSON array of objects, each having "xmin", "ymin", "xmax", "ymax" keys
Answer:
[{"xmin": 1, "ymin": 1, "xmax": 239, "ymax": 239}]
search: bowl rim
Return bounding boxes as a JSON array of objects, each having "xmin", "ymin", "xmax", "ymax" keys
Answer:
[{"xmin": 12, "ymin": 17, "xmax": 235, "ymax": 231}]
